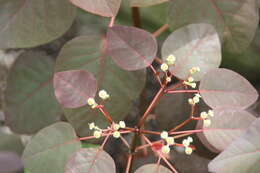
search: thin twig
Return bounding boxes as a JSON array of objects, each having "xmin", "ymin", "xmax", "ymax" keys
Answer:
[
  {"xmin": 153, "ymin": 24, "xmax": 169, "ymax": 37},
  {"xmin": 131, "ymin": 7, "xmax": 141, "ymax": 27}
]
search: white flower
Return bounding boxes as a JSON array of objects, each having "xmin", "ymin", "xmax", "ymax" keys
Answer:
[
  {"xmin": 192, "ymin": 96, "xmax": 200, "ymax": 104},
  {"xmin": 113, "ymin": 131, "xmax": 121, "ymax": 138},
  {"xmin": 166, "ymin": 54, "xmax": 176, "ymax": 65},
  {"xmin": 160, "ymin": 131, "xmax": 168, "ymax": 139},
  {"xmin": 188, "ymin": 98, "xmax": 194, "ymax": 105},
  {"xmin": 185, "ymin": 147, "xmax": 193, "ymax": 155},
  {"xmin": 119, "ymin": 121, "xmax": 126, "ymax": 128},
  {"xmin": 89, "ymin": 122, "xmax": 95, "ymax": 130},
  {"xmin": 87, "ymin": 98, "xmax": 96, "ymax": 106},
  {"xmin": 98, "ymin": 90, "xmax": 110, "ymax": 100},
  {"xmin": 161, "ymin": 145, "xmax": 170, "ymax": 154},
  {"xmin": 200, "ymin": 112, "xmax": 208, "ymax": 119},
  {"xmin": 189, "ymin": 67, "xmax": 200, "ymax": 74},
  {"xmin": 204, "ymin": 119, "xmax": 211, "ymax": 127},
  {"xmin": 113, "ymin": 123, "xmax": 120, "ymax": 131},
  {"xmin": 160, "ymin": 63, "xmax": 169, "ymax": 72},
  {"xmin": 182, "ymin": 139, "xmax": 190, "ymax": 147},
  {"xmin": 187, "ymin": 136, "xmax": 193, "ymax": 143},
  {"xmin": 190, "ymin": 83, "xmax": 196, "ymax": 88},
  {"xmin": 166, "ymin": 137, "xmax": 175, "ymax": 145},
  {"xmin": 166, "ymin": 77, "xmax": 171, "ymax": 82},
  {"xmin": 208, "ymin": 110, "xmax": 214, "ymax": 117},
  {"xmin": 94, "ymin": 130, "xmax": 102, "ymax": 138},
  {"xmin": 188, "ymin": 77, "xmax": 194, "ymax": 83}
]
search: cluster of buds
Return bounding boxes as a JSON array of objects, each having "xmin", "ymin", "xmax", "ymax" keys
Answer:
[
  {"xmin": 89, "ymin": 122, "xmax": 103, "ymax": 138},
  {"xmin": 189, "ymin": 66, "xmax": 200, "ymax": 74},
  {"xmin": 182, "ymin": 136, "xmax": 193, "ymax": 155},
  {"xmin": 183, "ymin": 76, "xmax": 196, "ymax": 88},
  {"xmin": 112, "ymin": 121, "xmax": 126, "ymax": 139},
  {"xmin": 160, "ymin": 54, "xmax": 176, "ymax": 72},
  {"xmin": 188, "ymin": 94, "xmax": 201, "ymax": 105},
  {"xmin": 200, "ymin": 110, "xmax": 214, "ymax": 127},
  {"xmin": 160, "ymin": 131, "xmax": 175, "ymax": 154},
  {"xmin": 87, "ymin": 89, "xmax": 110, "ymax": 109}
]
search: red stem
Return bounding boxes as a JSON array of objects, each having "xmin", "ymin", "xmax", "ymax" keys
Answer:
[
  {"xmin": 153, "ymin": 24, "xmax": 169, "ymax": 37},
  {"xmin": 97, "ymin": 105, "xmax": 113, "ymax": 124},
  {"xmin": 131, "ymin": 7, "xmax": 141, "ymax": 27}
]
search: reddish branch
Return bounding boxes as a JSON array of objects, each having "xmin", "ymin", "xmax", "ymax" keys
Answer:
[
  {"xmin": 131, "ymin": 7, "xmax": 142, "ymax": 27},
  {"xmin": 153, "ymin": 24, "xmax": 169, "ymax": 37}
]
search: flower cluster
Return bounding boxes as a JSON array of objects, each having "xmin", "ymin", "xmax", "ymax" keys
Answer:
[
  {"xmin": 112, "ymin": 121, "xmax": 126, "ymax": 138},
  {"xmin": 160, "ymin": 131, "xmax": 175, "ymax": 154},
  {"xmin": 160, "ymin": 54, "xmax": 176, "ymax": 72},
  {"xmin": 200, "ymin": 110, "xmax": 214, "ymax": 127},
  {"xmin": 89, "ymin": 122, "xmax": 103, "ymax": 138},
  {"xmin": 188, "ymin": 93, "xmax": 201, "ymax": 105},
  {"xmin": 87, "ymin": 89, "xmax": 110, "ymax": 109},
  {"xmin": 183, "ymin": 66, "xmax": 200, "ymax": 88},
  {"xmin": 182, "ymin": 136, "xmax": 193, "ymax": 155}
]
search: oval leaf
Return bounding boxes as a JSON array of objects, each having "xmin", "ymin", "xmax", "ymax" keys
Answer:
[
  {"xmin": 107, "ymin": 25, "xmax": 157, "ymax": 71},
  {"xmin": 5, "ymin": 51, "xmax": 62, "ymax": 134},
  {"xmin": 199, "ymin": 68, "xmax": 258, "ymax": 109},
  {"xmin": 129, "ymin": 0, "xmax": 168, "ymax": 7},
  {"xmin": 135, "ymin": 164, "xmax": 172, "ymax": 173},
  {"xmin": 208, "ymin": 118, "xmax": 260, "ymax": 172},
  {"xmin": 22, "ymin": 122, "xmax": 81, "ymax": 173},
  {"xmin": 162, "ymin": 23, "xmax": 221, "ymax": 81},
  {"xmin": 54, "ymin": 70, "xmax": 97, "ymax": 108},
  {"xmin": 70, "ymin": 0, "xmax": 121, "ymax": 17},
  {"xmin": 201, "ymin": 109, "xmax": 256, "ymax": 151},
  {"xmin": 65, "ymin": 148, "xmax": 115, "ymax": 173},
  {"xmin": 167, "ymin": 0, "xmax": 258, "ymax": 53},
  {"xmin": 55, "ymin": 35, "xmax": 146, "ymax": 136},
  {"xmin": 0, "ymin": 0, "xmax": 76, "ymax": 49}
]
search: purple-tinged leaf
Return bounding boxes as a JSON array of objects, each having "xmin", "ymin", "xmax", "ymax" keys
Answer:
[
  {"xmin": 65, "ymin": 148, "xmax": 115, "ymax": 173},
  {"xmin": 135, "ymin": 164, "xmax": 172, "ymax": 173},
  {"xmin": 5, "ymin": 51, "xmax": 62, "ymax": 134},
  {"xmin": 55, "ymin": 35, "xmax": 146, "ymax": 136},
  {"xmin": 200, "ymin": 109, "xmax": 256, "ymax": 152},
  {"xmin": 0, "ymin": 151, "xmax": 23, "ymax": 173},
  {"xmin": 199, "ymin": 68, "xmax": 258, "ymax": 109},
  {"xmin": 129, "ymin": 0, "xmax": 168, "ymax": 7},
  {"xmin": 162, "ymin": 23, "xmax": 221, "ymax": 81},
  {"xmin": 54, "ymin": 70, "xmax": 97, "ymax": 108},
  {"xmin": 70, "ymin": 0, "xmax": 121, "ymax": 17},
  {"xmin": 22, "ymin": 122, "xmax": 81, "ymax": 173},
  {"xmin": 0, "ymin": 0, "xmax": 76, "ymax": 49},
  {"xmin": 107, "ymin": 25, "xmax": 157, "ymax": 71},
  {"xmin": 168, "ymin": 0, "xmax": 258, "ymax": 53},
  {"xmin": 208, "ymin": 118, "xmax": 260, "ymax": 172},
  {"xmin": 0, "ymin": 132, "xmax": 24, "ymax": 156}
]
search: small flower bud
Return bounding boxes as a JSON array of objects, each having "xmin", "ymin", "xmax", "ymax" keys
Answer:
[
  {"xmin": 91, "ymin": 103, "xmax": 98, "ymax": 109},
  {"xmin": 190, "ymin": 67, "xmax": 200, "ymax": 74},
  {"xmin": 185, "ymin": 147, "xmax": 193, "ymax": 155},
  {"xmin": 113, "ymin": 131, "xmax": 121, "ymax": 138},
  {"xmin": 188, "ymin": 98, "xmax": 194, "ymax": 105},
  {"xmin": 208, "ymin": 110, "xmax": 214, "ymax": 117},
  {"xmin": 200, "ymin": 112, "xmax": 208, "ymax": 119},
  {"xmin": 166, "ymin": 54, "xmax": 176, "ymax": 65},
  {"xmin": 188, "ymin": 77, "xmax": 194, "ymax": 83},
  {"xmin": 119, "ymin": 121, "xmax": 126, "ymax": 128},
  {"xmin": 193, "ymin": 96, "xmax": 200, "ymax": 104},
  {"xmin": 87, "ymin": 98, "xmax": 96, "ymax": 106},
  {"xmin": 166, "ymin": 137, "xmax": 175, "ymax": 145},
  {"xmin": 89, "ymin": 122, "xmax": 95, "ymax": 130},
  {"xmin": 94, "ymin": 130, "xmax": 102, "ymax": 138},
  {"xmin": 187, "ymin": 136, "xmax": 193, "ymax": 143},
  {"xmin": 166, "ymin": 77, "xmax": 171, "ymax": 82},
  {"xmin": 204, "ymin": 119, "xmax": 211, "ymax": 127},
  {"xmin": 182, "ymin": 139, "xmax": 190, "ymax": 147},
  {"xmin": 161, "ymin": 145, "xmax": 170, "ymax": 154},
  {"xmin": 98, "ymin": 90, "xmax": 110, "ymax": 100},
  {"xmin": 160, "ymin": 131, "xmax": 168, "ymax": 139},
  {"xmin": 113, "ymin": 123, "xmax": 120, "ymax": 130},
  {"xmin": 190, "ymin": 83, "xmax": 196, "ymax": 88},
  {"xmin": 160, "ymin": 63, "xmax": 169, "ymax": 72}
]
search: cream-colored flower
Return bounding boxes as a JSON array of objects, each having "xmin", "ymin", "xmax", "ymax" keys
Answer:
[
  {"xmin": 98, "ymin": 90, "xmax": 110, "ymax": 100},
  {"xmin": 89, "ymin": 122, "xmax": 95, "ymax": 130},
  {"xmin": 185, "ymin": 147, "xmax": 193, "ymax": 155},
  {"xmin": 166, "ymin": 137, "xmax": 175, "ymax": 145},
  {"xmin": 166, "ymin": 54, "xmax": 176, "ymax": 65},
  {"xmin": 204, "ymin": 119, "xmax": 211, "ymax": 127},
  {"xmin": 200, "ymin": 112, "xmax": 208, "ymax": 119},
  {"xmin": 119, "ymin": 121, "xmax": 126, "ymax": 128},
  {"xmin": 182, "ymin": 139, "xmax": 190, "ymax": 147},
  {"xmin": 94, "ymin": 130, "xmax": 102, "ymax": 138},
  {"xmin": 161, "ymin": 63, "xmax": 169, "ymax": 72},
  {"xmin": 161, "ymin": 145, "xmax": 170, "ymax": 154},
  {"xmin": 160, "ymin": 131, "xmax": 169, "ymax": 139},
  {"xmin": 113, "ymin": 131, "xmax": 121, "ymax": 138}
]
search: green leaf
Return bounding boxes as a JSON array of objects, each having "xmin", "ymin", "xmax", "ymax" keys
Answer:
[
  {"xmin": 161, "ymin": 23, "xmax": 221, "ymax": 81},
  {"xmin": 201, "ymin": 109, "xmax": 256, "ymax": 151},
  {"xmin": 168, "ymin": 0, "xmax": 258, "ymax": 52},
  {"xmin": 135, "ymin": 164, "xmax": 172, "ymax": 173},
  {"xmin": 208, "ymin": 118, "xmax": 260, "ymax": 172},
  {"xmin": 65, "ymin": 148, "xmax": 116, "ymax": 173},
  {"xmin": 5, "ymin": 51, "xmax": 62, "ymax": 134},
  {"xmin": 129, "ymin": 0, "xmax": 168, "ymax": 7},
  {"xmin": 70, "ymin": 0, "xmax": 121, "ymax": 17},
  {"xmin": 0, "ymin": 0, "xmax": 76, "ymax": 49},
  {"xmin": 55, "ymin": 35, "xmax": 146, "ymax": 136},
  {"xmin": 22, "ymin": 122, "xmax": 81, "ymax": 173},
  {"xmin": 199, "ymin": 68, "xmax": 258, "ymax": 109},
  {"xmin": 0, "ymin": 132, "xmax": 24, "ymax": 155}
]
